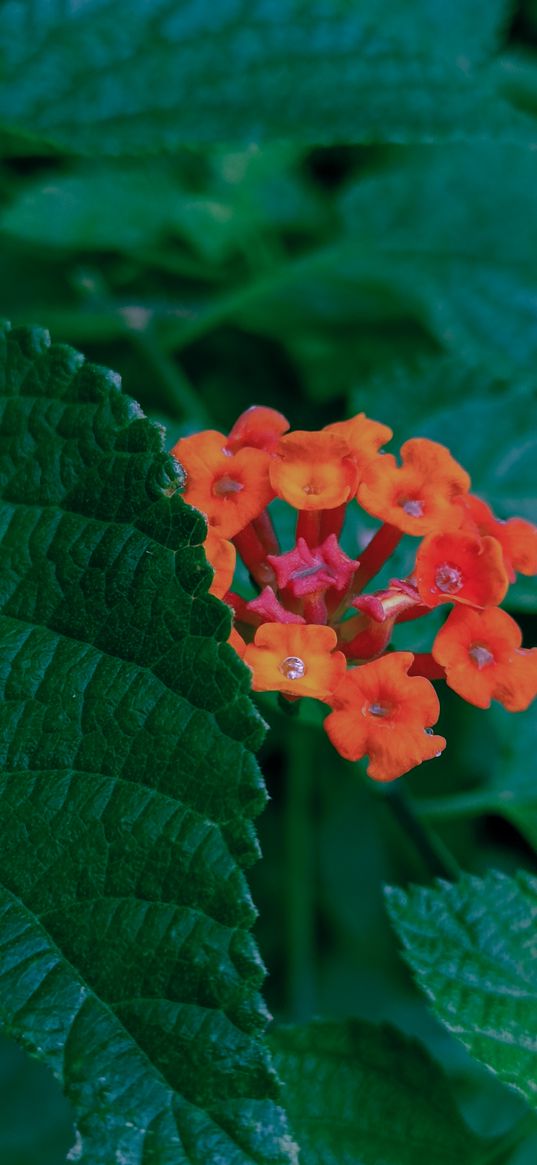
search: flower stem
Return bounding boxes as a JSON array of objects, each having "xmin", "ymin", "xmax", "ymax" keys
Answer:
[
  {"xmin": 131, "ymin": 325, "xmax": 210, "ymax": 424},
  {"xmin": 409, "ymin": 652, "xmax": 446, "ymax": 680},
  {"xmin": 296, "ymin": 510, "xmax": 322, "ymax": 547},
  {"xmin": 417, "ymin": 790, "xmax": 505, "ymax": 822},
  {"xmin": 377, "ymin": 782, "xmax": 461, "ymax": 881},
  {"xmin": 353, "ymin": 523, "xmax": 403, "ymax": 592}
]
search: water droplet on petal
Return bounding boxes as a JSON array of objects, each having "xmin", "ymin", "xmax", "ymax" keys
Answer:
[
  {"xmin": 435, "ymin": 563, "xmax": 463, "ymax": 594},
  {"xmin": 213, "ymin": 474, "xmax": 244, "ymax": 497},
  {"xmin": 368, "ymin": 702, "xmax": 391, "ymax": 718},
  {"xmin": 402, "ymin": 498, "xmax": 424, "ymax": 518},
  {"xmin": 469, "ymin": 643, "xmax": 494, "ymax": 669},
  {"xmin": 280, "ymin": 655, "xmax": 306, "ymax": 680}
]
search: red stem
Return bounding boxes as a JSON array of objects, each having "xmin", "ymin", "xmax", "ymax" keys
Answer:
[
  {"xmin": 339, "ymin": 616, "xmax": 394, "ymax": 661},
  {"xmin": 303, "ymin": 593, "xmax": 328, "ymax": 624},
  {"xmin": 394, "ymin": 603, "xmax": 432, "ymax": 624},
  {"xmin": 252, "ymin": 509, "xmax": 280, "ymax": 556},
  {"xmin": 233, "ymin": 524, "xmax": 276, "ymax": 588},
  {"xmin": 352, "ymin": 523, "xmax": 403, "ymax": 592},
  {"xmin": 296, "ymin": 510, "xmax": 322, "ymax": 547},
  {"xmin": 320, "ymin": 503, "xmax": 347, "ymax": 542},
  {"xmin": 409, "ymin": 653, "xmax": 446, "ymax": 680}
]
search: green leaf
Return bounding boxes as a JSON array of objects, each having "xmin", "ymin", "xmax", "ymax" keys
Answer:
[
  {"xmin": 0, "ymin": 321, "xmax": 295, "ymax": 1164},
  {"xmin": 387, "ymin": 871, "xmax": 537, "ymax": 1110},
  {"xmin": 0, "ymin": 148, "xmax": 323, "ymax": 264},
  {"xmin": 269, "ymin": 1019, "xmax": 485, "ymax": 1165},
  {"xmin": 0, "ymin": 1, "xmax": 530, "ymax": 153},
  {"xmin": 341, "ymin": 146, "xmax": 537, "ymax": 377}
]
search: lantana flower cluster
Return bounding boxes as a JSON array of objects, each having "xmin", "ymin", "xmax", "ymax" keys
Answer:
[{"xmin": 172, "ymin": 407, "xmax": 537, "ymax": 782}]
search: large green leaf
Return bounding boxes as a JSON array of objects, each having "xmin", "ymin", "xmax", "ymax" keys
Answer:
[
  {"xmin": 340, "ymin": 145, "xmax": 537, "ymax": 376},
  {"xmin": 0, "ymin": 321, "xmax": 295, "ymax": 1164},
  {"xmin": 387, "ymin": 871, "xmax": 537, "ymax": 1110},
  {"xmin": 269, "ymin": 1019, "xmax": 484, "ymax": 1165},
  {"xmin": 0, "ymin": 0, "xmax": 530, "ymax": 153}
]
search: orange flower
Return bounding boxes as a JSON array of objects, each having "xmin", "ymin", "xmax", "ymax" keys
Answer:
[
  {"xmin": 226, "ymin": 405, "xmax": 290, "ymax": 453},
  {"xmin": 243, "ymin": 623, "xmax": 346, "ymax": 700},
  {"xmin": 358, "ymin": 438, "xmax": 470, "ymax": 535},
  {"xmin": 324, "ymin": 412, "xmax": 392, "ymax": 472},
  {"xmin": 204, "ymin": 529, "xmax": 236, "ymax": 599},
  {"xmin": 457, "ymin": 494, "xmax": 537, "ymax": 582},
  {"xmin": 228, "ymin": 626, "xmax": 247, "ymax": 658},
  {"xmin": 432, "ymin": 606, "xmax": 537, "ymax": 711},
  {"xmin": 324, "ymin": 653, "xmax": 445, "ymax": 781},
  {"xmin": 415, "ymin": 532, "xmax": 508, "ymax": 609},
  {"xmin": 171, "ymin": 430, "xmax": 273, "ymax": 538},
  {"xmin": 270, "ymin": 430, "xmax": 358, "ymax": 510}
]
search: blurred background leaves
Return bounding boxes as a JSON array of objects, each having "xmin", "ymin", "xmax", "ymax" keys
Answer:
[{"xmin": 1, "ymin": 0, "xmax": 537, "ymax": 1160}]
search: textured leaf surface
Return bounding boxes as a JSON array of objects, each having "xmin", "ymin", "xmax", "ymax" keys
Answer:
[
  {"xmin": 0, "ymin": 0, "xmax": 530, "ymax": 153},
  {"xmin": 0, "ymin": 321, "xmax": 295, "ymax": 1164},
  {"xmin": 387, "ymin": 872, "xmax": 537, "ymax": 1109},
  {"xmin": 269, "ymin": 1020, "xmax": 484, "ymax": 1165},
  {"xmin": 341, "ymin": 146, "xmax": 537, "ymax": 376}
]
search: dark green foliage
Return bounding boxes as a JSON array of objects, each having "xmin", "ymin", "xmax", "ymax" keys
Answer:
[
  {"xmin": 270, "ymin": 1020, "xmax": 485, "ymax": 1165},
  {"xmin": 0, "ymin": 322, "xmax": 294, "ymax": 1164},
  {"xmin": 3, "ymin": 2, "xmax": 537, "ymax": 1161}
]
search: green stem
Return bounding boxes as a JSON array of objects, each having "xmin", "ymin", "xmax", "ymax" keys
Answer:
[
  {"xmin": 130, "ymin": 325, "xmax": 210, "ymax": 424},
  {"xmin": 285, "ymin": 721, "xmax": 317, "ymax": 1019},
  {"xmin": 378, "ymin": 783, "xmax": 461, "ymax": 881},
  {"xmin": 162, "ymin": 242, "xmax": 344, "ymax": 352},
  {"xmin": 417, "ymin": 790, "xmax": 508, "ymax": 822}
]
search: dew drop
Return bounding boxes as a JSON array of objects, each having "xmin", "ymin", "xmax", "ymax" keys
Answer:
[
  {"xmin": 279, "ymin": 655, "xmax": 306, "ymax": 680},
  {"xmin": 213, "ymin": 474, "xmax": 244, "ymax": 497},
  {"xmin": 435, "ymin": 563, "xmax": 463, "ymax": 594},
  {"xmin": 469, "ymin": 643, "xmax": 494, "ymax": 669},
  {"xmin": 368, "ymin": 702, "xmax": 391, "ymax": 718},
  {"xmin": 402, "ymin": 498, "xmax": 424, "ymax": 518}
]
